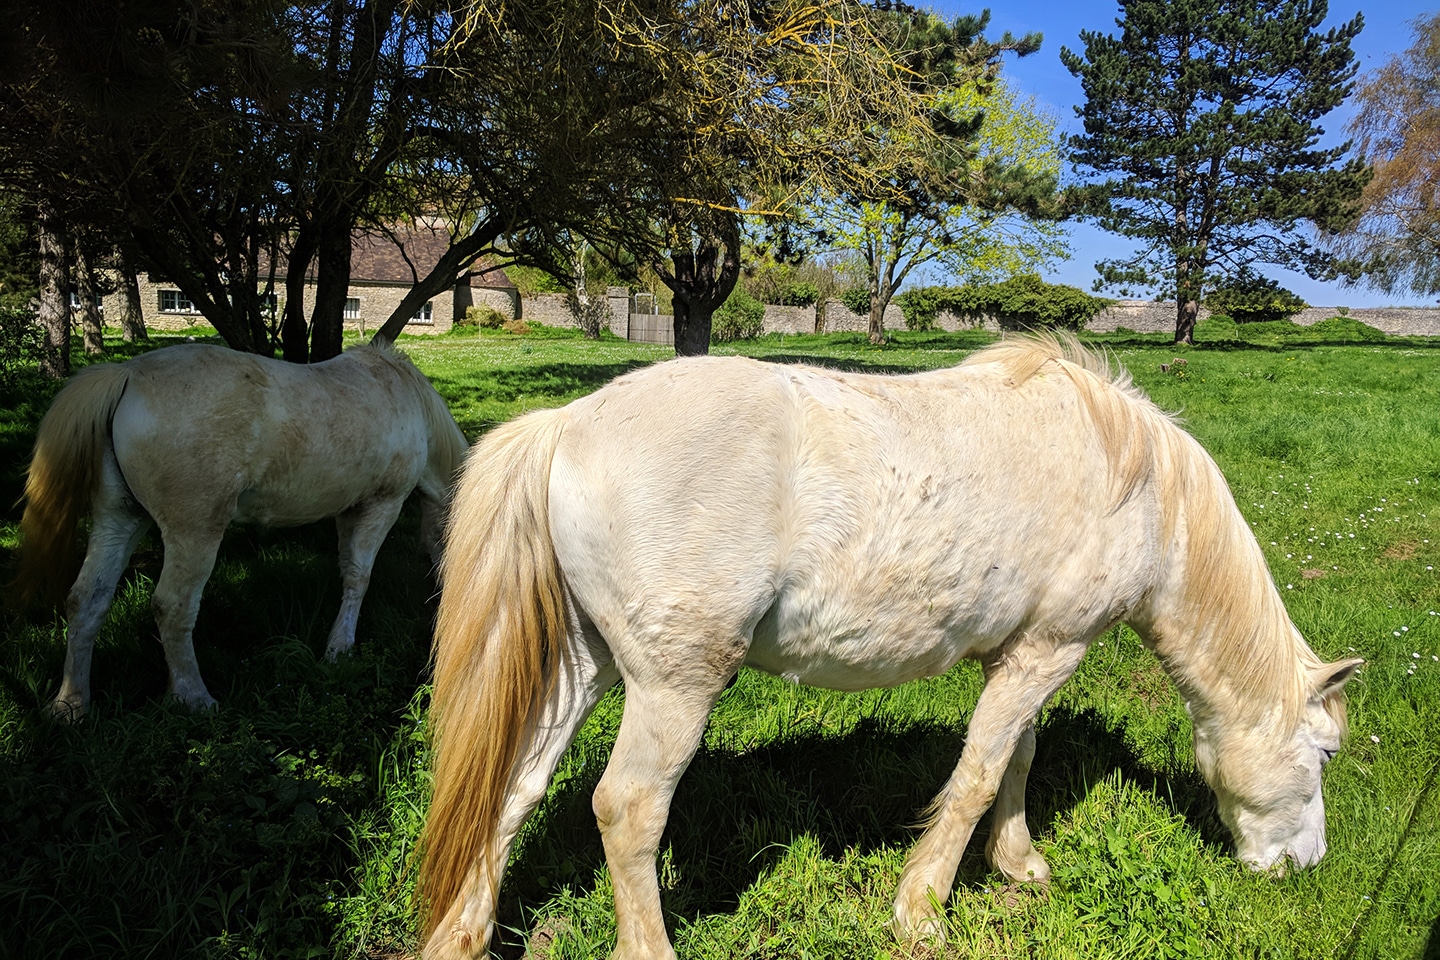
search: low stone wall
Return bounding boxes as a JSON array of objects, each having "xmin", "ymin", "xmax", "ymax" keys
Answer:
[
  {"xmin": 513, "ymin": 293, "xmax": 1440, "ymax": 340},
  {"xmin": 1292, "ymin": 306, "xmax": 1440, "ymax": 337},
  {"xmin": 1087, "ymin": 301, "xmax": 1440, "ymax": 336},
  {"xmin": 521, "ymin": 292, "xmax": 580, "ymax": 327}
]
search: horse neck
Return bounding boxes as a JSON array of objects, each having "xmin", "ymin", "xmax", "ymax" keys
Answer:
[{"xmin": 1133, "ymin": 432, "xmax": 1315, "ymax": 738}]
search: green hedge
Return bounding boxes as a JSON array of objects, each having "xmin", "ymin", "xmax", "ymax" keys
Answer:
[
  {"xmin": 1203, "ymin": 273, "xmax": 1307, "ymax": 323},
  {"xmin": 711, "ymin": 286, "xmax": 766, "ymax": 342},
  {"xmin": 896, "ymin": 275, "xmax": 1113, "ymax": 332}
]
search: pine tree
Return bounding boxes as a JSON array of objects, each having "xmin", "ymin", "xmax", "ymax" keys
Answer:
[{"xmin": 1061, "ymin": 0, "xmax": 1370, "ymax": 343}]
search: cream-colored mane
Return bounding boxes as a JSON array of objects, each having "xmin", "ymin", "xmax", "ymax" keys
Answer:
[{"xmin": 968, "ymin": 334, "xmax": 1327, "ymax": 728}]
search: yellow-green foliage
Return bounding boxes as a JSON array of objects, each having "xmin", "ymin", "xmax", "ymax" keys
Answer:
[{"xmin": 461, "ymin": 305, "xmax": 507, "ymax": 329}]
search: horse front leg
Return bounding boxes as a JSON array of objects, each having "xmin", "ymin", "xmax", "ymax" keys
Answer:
[
  {"xmin": 984, "ymin": 722, "xmax": 1051, "ymax": 885},
  {"xmin": 325, "ymin": 497, "xmax": 405, "ymax": 660},
  {"xmin": 892, "ymin": 634, "xmax": 1087, "ymax": 942}
]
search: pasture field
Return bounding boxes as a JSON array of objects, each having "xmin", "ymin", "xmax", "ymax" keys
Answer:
[{"xmin": 1, "ymin": 318, "xmax": 1437, "ymax": 959}]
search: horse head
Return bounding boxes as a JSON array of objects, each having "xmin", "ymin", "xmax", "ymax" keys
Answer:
[{"xmin": 1194, "ymin": 658, "xmax": 1361, "ymax": 872}]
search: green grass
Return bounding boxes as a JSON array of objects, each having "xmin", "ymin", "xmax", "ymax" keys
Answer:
[{"xmin": 2, "ymin": 319, "xmax": 1438, "ymax": 958}]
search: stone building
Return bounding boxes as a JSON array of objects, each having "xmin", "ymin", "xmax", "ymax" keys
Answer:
[{"xmin": 103, "ymin": 226, "xmax": 517, "ymax": 336}]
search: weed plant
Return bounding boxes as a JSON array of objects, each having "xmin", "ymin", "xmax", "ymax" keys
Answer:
[{"xmin": 0, "ymin": 321, "xmax": 1436, "ymax": 958}]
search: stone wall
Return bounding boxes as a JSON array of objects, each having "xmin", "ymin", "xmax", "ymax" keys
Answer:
[
  {"xmin": 508, "ymin": 292, "xmax": 1440, "ymax": 341},
  {"xmin": 104, "ymin": 272, "xmax": 480, "ymax": 336},
  {"xmin": 522, "ymin": 292, "xmax": 581, "ymax": 327},
  {"xmin": 1086, "ymin": 301, "xmax": 1440, "ymax": 336}
]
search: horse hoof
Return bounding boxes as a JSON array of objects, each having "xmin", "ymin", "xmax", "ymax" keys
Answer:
[
  {"xmin": 991, "ymin": 849, "xmax": 1052, "ymax": 887},
  {"xmin": 44, "ymin": 698, "xmax": 87, "ymax": 724},
  {"xmin": 172, "ymin": 692, "xmax": 219, "ymax": 712},
  {"xmin": 891, "ymin": 889, "xmax": 947, "ymax": 945}
]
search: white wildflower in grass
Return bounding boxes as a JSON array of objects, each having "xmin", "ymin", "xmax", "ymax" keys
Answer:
[{"xmin": 1371, "ymin": 735, "xmax": 1381, "ymax": 744}]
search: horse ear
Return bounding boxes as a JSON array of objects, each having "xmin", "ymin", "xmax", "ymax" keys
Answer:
[{"xmin": 1311, "ymin": 658, "xmax": 1363, "ymax": 698}]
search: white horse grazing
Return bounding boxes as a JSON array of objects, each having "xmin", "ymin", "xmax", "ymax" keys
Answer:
[
  {"xmin": 418, "ymin": 336, "xmax": 1360, "ymax": 960},
  {"xmin": 14, "ymin": 340, "xmax": 468, "ymax": 720}
]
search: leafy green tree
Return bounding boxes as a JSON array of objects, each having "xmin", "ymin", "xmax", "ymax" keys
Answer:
[
  {"xmin": 1326, "ymin": 12, "xmax": 1440, "ymax": 297},
  {"xmin": 1061, "ymin": 0, "xmax": 1370, "ymax": 344},
  {"xmin": 0, "ymin": 190, "xmax": 36, "ymax": 307},
  {"xmin": 820, "ymin": 69, "xmax": 1066, "ymax": 343}
]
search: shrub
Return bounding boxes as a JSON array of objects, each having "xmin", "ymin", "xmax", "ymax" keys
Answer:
[
  {"xmin": 742, "ymin": 261, "xmax": 824, "ymax": 306},
  {"xmin": 1204, "ymin": 273, "xmax": 1307, "ymax": 323},
  {"xmin": 461, "ymin": 305, "xmax": 507, "ymax": 329},
  {"xmin": 501, "ymin": 318, "xmax": 530, "ymax": 335},
  {"xmin": 838, "ymin": 286, "xmax": 871, "ymax": 315},
  {"xmin": 711, "ymin": 287, "xmax": 766, "ymax": 342},
  {"xmin": 774, "ymin": 281, "xmax": 818, "ymax": 307},
  {"xmin": 898, "ymin": 276, "xmax": 1112, "ymax": 331},
  {"xmin": 0, "ymin": 303, "xmax": 43, "ymax": 386}
]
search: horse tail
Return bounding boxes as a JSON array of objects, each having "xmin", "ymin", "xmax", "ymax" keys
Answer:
[
  {"xmin": 417, "ymin": 406, "xmax": 569, "ymax": 939},
  {"xmin": 12, "ymin": 362, "xmax": 133, "ymax": 610}
]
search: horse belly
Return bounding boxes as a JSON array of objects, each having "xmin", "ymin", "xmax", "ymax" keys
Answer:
[{"xmin": 745, "ymin": 582, "xmax": 1016, "ymax": 691}]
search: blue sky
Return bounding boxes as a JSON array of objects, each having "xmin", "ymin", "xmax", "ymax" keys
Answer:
[{"xmin": 924, "ymin": 1, "xmax": 1434, "ymax": 307}]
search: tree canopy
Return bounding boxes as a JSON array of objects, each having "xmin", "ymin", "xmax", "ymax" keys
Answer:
[
  {"xmin": 1326, "ymin": 12, "xmax": 1440, "ymax": 298},
  {"xmin": 818, "ymin": 70, "xmax": 1066, "ymax": 343},
  {"xmin": 1061, "ymin": 0, "xmax": 1370, "ymax": 343}
]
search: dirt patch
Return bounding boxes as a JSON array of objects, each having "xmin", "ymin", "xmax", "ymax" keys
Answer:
[
  {"xmin": 1384, "ymin": 540, "xmax": 1419, "ymax": 560},
  {"xmin": 526, "ymin": 917, "xmax": 575, "ymax": 960},
  {"xmin": 1301, "ymin": 568, "xmax": 1328, "ymax": 580}
]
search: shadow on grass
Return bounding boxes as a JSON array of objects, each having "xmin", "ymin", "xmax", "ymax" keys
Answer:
[
  {"xmin": 490, "ymin": 698, "xmax": 1220, "ymax": 955},
  {"xmin": 0, "ymin": 500, "xmax": 438, "ymax": 959}
]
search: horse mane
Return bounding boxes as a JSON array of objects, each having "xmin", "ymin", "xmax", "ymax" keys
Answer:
[
  {"xmin": 966, "ymin": 334, "xmax": 1316, "ymax": 725},
  {"xmin": 349, "ymin": 340, "xmax": 468, "ymax": 488}
]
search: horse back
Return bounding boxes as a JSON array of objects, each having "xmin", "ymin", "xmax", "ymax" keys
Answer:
[
  {"xmin": 110, "ymin": 344, "xmax": 432, "ymax": 528},
  {"xmin": 548, "ymin": 355, "xmax": 1164, "ymax": 690}
]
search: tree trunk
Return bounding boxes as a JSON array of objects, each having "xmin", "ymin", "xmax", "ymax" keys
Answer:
[
  {"xmin": 119, "ymin": 255, "xmax": 147, "ymax": 342},
  {"xmin": 814, "ymin": 298, "xmax": 826, "ymax": 334},
  {"xmin": 74, "ymin": 244, "xmax": 103, "ymax": 356},
  {"xmin": 672, "ymin": 296, "xmax": 713, "ymax": 355},
  {"xmin": 310, "ymin": 225, "xmax": 351, "ymax": 362},
  {"xmin": 867, "ymin": 276, "xmax": 892, "ymax": 345},
  {"xmin": 35, "ymin": 200, "xmax": 70, "ymax": 379},
  {"xmin": 659, "ymin": 222, "xmax": 741, "ymax": 357},
  {"xmin": 1175, "ymin": 298, "xmax": 1198, "ymax": 344},
  {"xmin": 281, "ymin": 231, "xmax": 317, "ymax": 363},
  {"xmin": 568, "ymin": 242, "xmax": 604, "ymax": 340}
]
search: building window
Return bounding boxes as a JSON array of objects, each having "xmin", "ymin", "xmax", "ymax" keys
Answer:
[
  {"xmin": 411, "ymin": 301, "xmax": 434, "ymax": 324},
  {"xmin": 344, "ymin": 297, "xmax": 361, "ymax": 320},
  {"xmin": 159, "ymin": 289, "xmax": 197, "ymax": 314},
  {"xmin": 69, "ymin": 291, "xmax": 103, "ymax": 311},
  {"xmin": 259, "ymin": 293, "xmax": 278, "ymax": 318}
]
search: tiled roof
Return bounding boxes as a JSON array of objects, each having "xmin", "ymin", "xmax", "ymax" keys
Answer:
[
  {"xmin": 351, "ymin": 227, "xmax": 514, "ymax": 289},
  {"xmin": 256, "ymin": 226, "xmax": 514, "ymax": 289}
]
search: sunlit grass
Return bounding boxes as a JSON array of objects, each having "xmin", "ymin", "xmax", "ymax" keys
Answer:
[{"xmin": 1, "ymin": 319, "xmax": 1437, "ymax": 958}]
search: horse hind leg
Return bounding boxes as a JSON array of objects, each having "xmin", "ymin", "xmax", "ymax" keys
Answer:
[
  {"xmin": 150, "ymin": 522, "xmax": 227, "ymax": 710},
  {"xmin": 892, "ymin": 634, "xmax": 1087, "ymax": 942},
  {"xmin": 324, "ymin": 496, "xmax": 406, "ymax": 660},
  {"xmin": 426, "ymin": 624, "xmax": 619, "ymax": 959},
  {"xmin": 49, "ymin": 467, "xmax": 151, "ymax": 721},
  {"xmin": 592, "ymin": 664, "xmax": 738, "ymax": 960}
]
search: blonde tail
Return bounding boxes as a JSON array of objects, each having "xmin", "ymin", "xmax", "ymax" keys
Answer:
[
  {"xmin": 11, "ymin": 363, "xmax": 132, "ymax": 610},
  {"xmin": 417, "ymin": 406, "xmax": 569, "ymax": 940}
]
